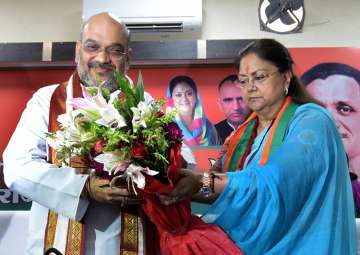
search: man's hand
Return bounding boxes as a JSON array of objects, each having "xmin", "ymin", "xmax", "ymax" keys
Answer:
[{"xmin": 82, "ymin": 173, "xmax": 142, "ymax": 206}]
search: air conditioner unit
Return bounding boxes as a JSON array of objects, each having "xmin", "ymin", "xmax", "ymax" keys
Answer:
[{"xmin": 82, "ymin": 0, "xmax": 203, "ymax": 40}]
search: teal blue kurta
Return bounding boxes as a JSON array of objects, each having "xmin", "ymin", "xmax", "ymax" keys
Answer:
[{"xmin": 203, "ymin": 103, "xmax": 357, "ymax": 254}]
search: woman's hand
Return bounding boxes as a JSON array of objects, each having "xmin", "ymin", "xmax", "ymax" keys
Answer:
[{"xmin": 158, "ymin": 169, "xmax": 202, "ymax": 205}]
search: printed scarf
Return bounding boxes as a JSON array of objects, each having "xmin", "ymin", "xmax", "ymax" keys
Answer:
[{"xmin": 224, "ymin": 97, "xmax": 298, "ymax": 172}]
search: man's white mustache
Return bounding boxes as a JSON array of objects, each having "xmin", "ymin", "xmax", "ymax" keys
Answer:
[{"xmin": 89, "ymin": 62, "xmax": 116, "ymax": 71}]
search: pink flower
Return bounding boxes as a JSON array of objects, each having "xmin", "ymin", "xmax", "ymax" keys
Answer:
[{"xmin": 94, "ymin": 140, "xmax": 104, "ymax": 153}]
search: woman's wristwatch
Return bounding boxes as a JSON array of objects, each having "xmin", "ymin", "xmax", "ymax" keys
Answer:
[{"xmin": 199, "ymin": 172, "xmax": 215, "ymax": 197}]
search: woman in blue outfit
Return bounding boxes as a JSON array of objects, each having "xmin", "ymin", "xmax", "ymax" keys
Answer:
[{"xmin": 161, "ymin": 39, "xmax": 357, "ymax": 254}]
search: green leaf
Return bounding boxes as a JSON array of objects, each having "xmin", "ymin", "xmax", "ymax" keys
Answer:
[
  {"xmin": 115, "ymin": 72, "xmax": 135, "ymax": 98},
  {"xmin": 136, "ymin": 71, "xmax": 145, "ymax": 102},
  {"xmin": 102, "ymin": 87, "xmax": 110, "ymax": 101},
  {"xmin": 114, "ymin": 71, "xmax": 139, "ymax": 110},
  {"xmin": 86, "ymin": 87, "xmax": 98, "ymax": 96}
]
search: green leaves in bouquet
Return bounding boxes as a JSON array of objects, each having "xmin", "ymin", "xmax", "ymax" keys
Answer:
[
  {"xmin": 103, "ymin": 129, "xmax": 130, "ymax": 151},
  {"xmin": 114, "ymin": 71, "xmax": 137, "ymax": 122},
  {"xmin": 83, "ymin": 119, "xmax": 131, "ymax": 155},
  {"xmin": 135, "ymin": 71, "xmax": 145, "ymax": 102},
  {"xmin": 135, "ymin": 108, "xmax": 178, "ymax": 174},
  {"xmin": 84, "ymin": 84, "xmax": 111, "ymax": 101}
]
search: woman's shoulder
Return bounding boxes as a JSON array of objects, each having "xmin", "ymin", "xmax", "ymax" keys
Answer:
[
  {"xmin": 295, "ymin": 103, "xmax": 332, "ymax": 120},
  {"xmin": 291, "ymin": 103, "xmax": 335, "ymax": 128}
]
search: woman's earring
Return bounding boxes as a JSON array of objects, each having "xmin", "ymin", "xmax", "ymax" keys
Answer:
[{"xmin": 285, "ymin": 86, "xmax": 289, "ymax": 95}]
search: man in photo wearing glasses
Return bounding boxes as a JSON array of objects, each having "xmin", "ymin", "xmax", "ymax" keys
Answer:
[{"xmin": 3, "ymin": 12, "xmax": 159, "ymax": 255}]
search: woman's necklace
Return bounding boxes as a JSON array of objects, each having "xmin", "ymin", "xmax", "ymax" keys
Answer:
[
  {"xmin": 246, "ymin": 119, "xmax": 274, "ymax": 167},
  {"xmin": 257, "ymin": 119, "xmax": 273, "ymax": 133}
]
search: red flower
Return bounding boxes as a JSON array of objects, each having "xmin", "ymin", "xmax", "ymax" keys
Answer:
[
  {"xmin": 94, "ymin": 140, "xmax": 104, "ymax": 153},
  {"xmin": 166, "ymin": 122, "xmax": 183, "ymax": 140},
  {"xmin": 157, "ymin": 111, "xmax": 165, "ymax": 117},
  {"xmin": 117, "ymin": 91, "xmax": 125, "ymax": 101},
  {"xmin": 131, "ymin": 141, "xmax": 147, "ymax": 159}
]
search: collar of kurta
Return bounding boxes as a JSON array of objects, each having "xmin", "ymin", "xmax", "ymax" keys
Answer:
[
  {"xmin": 45, "ymin": 71, "xmax": 87, "ymax": 255},
  {"xmin": 224, "ymin": 96, "xmax": 298, "ymax": 172},
  {"xmin": 47, "ymin": 71, "xmax": 84, "ymax": 165},
  {"xmin": 48, "ymin": 71, "xmax": 82, "ymax": 134}
]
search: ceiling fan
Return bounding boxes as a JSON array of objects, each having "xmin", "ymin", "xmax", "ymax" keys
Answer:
[{"xmin": 258, "ymin": 0, "xmax": 305, "ymax": 34}]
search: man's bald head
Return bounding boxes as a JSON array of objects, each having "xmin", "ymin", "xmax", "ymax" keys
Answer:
[
  {"xmin": 76, "ymin": 12, "xmax": 132, "ymax": 91},
  {"xmin": 80, "ymin": 12, "xmax": 130, "ymax": 49}
]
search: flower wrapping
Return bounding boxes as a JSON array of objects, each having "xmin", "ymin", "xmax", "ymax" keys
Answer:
[{"xmin": 136, "ymin": 143, "xmax": 243, "ymax": 255}]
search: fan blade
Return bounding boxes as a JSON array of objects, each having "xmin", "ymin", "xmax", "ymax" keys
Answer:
[
  {"xmin": 265, "ymin": 3, "xmax": 282, "ymax": 23},
  {"xmin": 268, "ymin": 0, "xmax": 280, "ymax": 4},
  {"xmin": 282, "ymin": 0, "xmax": 303, "ymax": 11},
  {"xmin": 279, "ymin": 11, "xmax": 296, "ymax": 25},
  {"xmin": 291, "ymin": 0, "xmax": 304, "ymax": 10}
]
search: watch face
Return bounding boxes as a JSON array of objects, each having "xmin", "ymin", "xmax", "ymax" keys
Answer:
[
  {"xmin": 200, "ymin": 186, "xmax": 212, "ymax": 197},
  {"xmin": 259, "ymin": 0, "xmax": 305, "ymax": 34}
]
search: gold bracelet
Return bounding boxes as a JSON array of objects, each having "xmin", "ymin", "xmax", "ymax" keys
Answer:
[{"xmin": 199, "ymin": 172, "xmax": 213, "ymax": 197}]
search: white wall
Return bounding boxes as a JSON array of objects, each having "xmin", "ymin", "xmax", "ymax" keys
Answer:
[
  {"xmin": 0, "ymin": 0, "xmax": 82, "ymax": 42},
  {"xmin": 203, "ymin": 0, "xmax": 360, "ymax": 47},
  {"xmin": 0, "ymin": 0, "xmax": 359, "ymax": 47}
]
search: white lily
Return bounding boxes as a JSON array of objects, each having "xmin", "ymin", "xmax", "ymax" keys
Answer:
[
  {"xmin": 93, "ymin": 150, "xmax": 125, "ymax": 175},
  {"xmin": 53, "ymin": 110, "xmax": 96, "ymax": 146},
  {"xmin": 68, "ymin": 85, "xmax": 127, "ymax": 130},
  {"xmin": 111, "ymin": 164, "xmax": 158, "ymax": 194},
  {"xmin": 131, "ymin": 101, "xmax": 152, "ymax": 132},
  {"xmin": 46, "ymin": 130, "xmax": 66, "ymax": 151}
]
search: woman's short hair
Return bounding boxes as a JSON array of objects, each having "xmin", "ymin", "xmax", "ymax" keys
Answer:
[
  {"xmin": 301, "ymin": 63, "xmax": 360, "ymax": 87},
  {"xmin": 168, "ymin": 75, "xmax": 198, "ymax": 97}
]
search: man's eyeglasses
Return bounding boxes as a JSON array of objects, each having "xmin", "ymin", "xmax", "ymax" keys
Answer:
[
  {"xmin": 237, "ymin": 70, "xmax": 278, "ymax": 88},
  {"xmin": 82, "ymin": 41, "xmax": 127, "ymax": 60}
]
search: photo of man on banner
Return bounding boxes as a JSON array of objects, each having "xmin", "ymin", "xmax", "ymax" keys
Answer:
[
  {"xmin": 215, "ymin": 74, "xmax": 249, "ymax": 144},
  {"xmin": 301, "ymin": 62, "xmax": 360, "ymax": 216}
]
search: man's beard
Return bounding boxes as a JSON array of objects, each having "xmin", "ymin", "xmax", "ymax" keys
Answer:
[{"xmin": 77, "ymin": 63, "xmax": 121, "ymax": 93}]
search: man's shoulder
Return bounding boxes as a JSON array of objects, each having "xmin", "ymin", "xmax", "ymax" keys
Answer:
[
  {"xmin": 215, "ymin": 119, "xmax": 229, "ymax": 129},
  {"xmin": 34, "ymin": 84, "xmax": 60, "ymax": 97},
  {"xmin": 27, "ymin": 84, "xmax": 62, "ymax": 108}
]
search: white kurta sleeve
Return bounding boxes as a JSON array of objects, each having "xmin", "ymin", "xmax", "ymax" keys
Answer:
[{"xmin": 3, "ymin": 85, "xmax": 89, "ymax": 220}]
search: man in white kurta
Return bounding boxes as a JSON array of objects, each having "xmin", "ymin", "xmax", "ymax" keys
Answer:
[{"xmin": 3, "ymin": 13, "xmax": 195, "ymax": 255}]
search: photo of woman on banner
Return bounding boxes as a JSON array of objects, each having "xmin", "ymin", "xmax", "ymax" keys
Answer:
[
  {"xmin": 301, "ymin": 62, "xmax": 360, "ymax": 216},
  {"xmin": 166, "ymin": 75, "xmax": 220, "ymax": 146}
]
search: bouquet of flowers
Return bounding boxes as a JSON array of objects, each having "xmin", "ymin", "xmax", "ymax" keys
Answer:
[{"xmin": 46, "ymin": 72, "xmax": 243, "ymax": 255}]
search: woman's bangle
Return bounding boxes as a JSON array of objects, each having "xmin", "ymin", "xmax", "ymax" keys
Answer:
[
  {"xmin": 210, "ymin": 172, "xmax": 216, "ymax": 193},
  {"xmin": 199, "ymin": 172, "xmax": 215, "ymax": 197}
]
